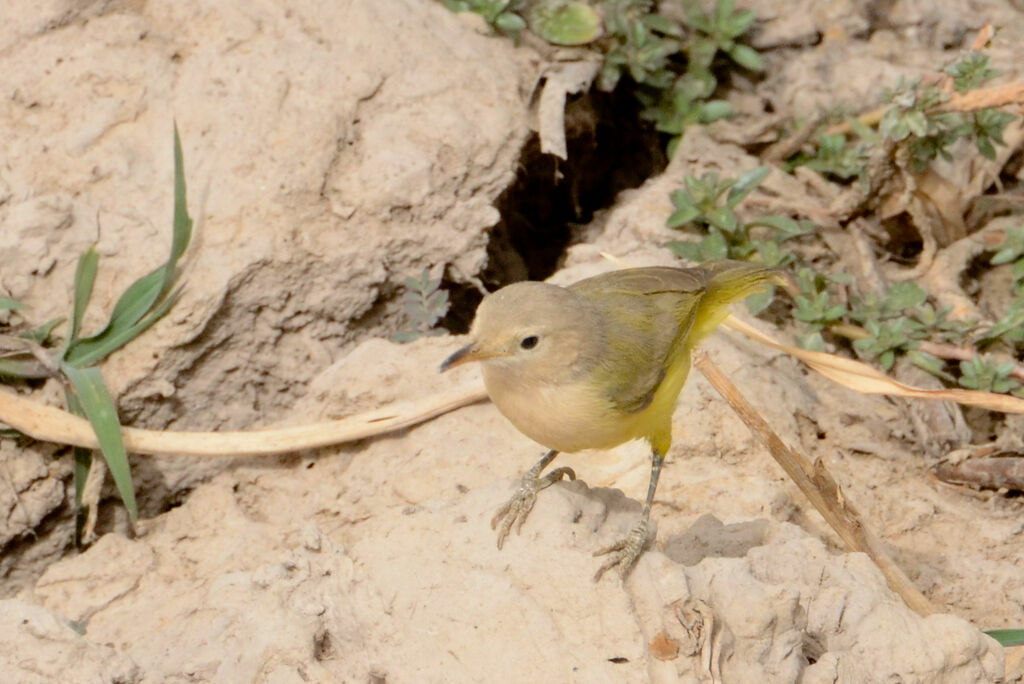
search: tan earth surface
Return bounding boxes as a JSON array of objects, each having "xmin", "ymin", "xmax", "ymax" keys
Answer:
[{"xmin": 2, "ymin": 0, "xmax": 1023, "ymax": 681}]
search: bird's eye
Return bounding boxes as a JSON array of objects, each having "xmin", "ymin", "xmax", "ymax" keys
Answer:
[{"xmin": 520, "ymin": 335, "xmax": 539, "ymax": 350}]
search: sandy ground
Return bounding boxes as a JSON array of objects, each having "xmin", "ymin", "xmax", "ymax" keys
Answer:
[{"xmin": 2, "ymin": 0, "xmax": 1024, "ymax": 681}]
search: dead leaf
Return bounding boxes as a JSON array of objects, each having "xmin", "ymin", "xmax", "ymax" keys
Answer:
[
  {"xmin": 722, "ymin": 316, "xmax": 1024, "ymax": 414},
  {"xmin": 536, "ymin": 57, "xmax": 601, "ymax": 159}
]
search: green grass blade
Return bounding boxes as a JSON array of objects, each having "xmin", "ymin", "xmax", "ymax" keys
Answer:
[
  {"xmin": 64, "ymin": 389, "xmax": 92, "ymax": 511},
  {"xmin": 161, "ymin": 123, "xmax": 193, "ymax": 298},
  {"xmin": 63, "ymin": 267, "xmax": 166, "ymax": 365},
  {"xmin": 24, "ymin": 317, "xmax": 65, "ymax": 344},
  {"xmin": 726, "ymin": 166, "xmax": 769, "ymax": 208},
  {"xmin": 69, "ymin": 247, "xmax": 99, "ymax": 345},
  {"xmin": 65, "ymin": 389, "xmax": 92, "ymax": 542},
  {"xmin": 985, "ymin": 629, "xmax": 1024, "ymax": 647},
  {"xmin": 61, "ymin": 364, "xmax": 137, "ymax": 522},
  {"xmin": 0, "ymin": 357, "xmax": 51, "ymax": 379},
  {"xmin": 64, "ymin": 287, "xmax": 181, "ymax": 368},
  {"xmin": 0, "ymin": 298, "xmax": 24, "ymax": 311},
  {"xmin": 64, "ymin": 126, "xmax": 192, "ymax": 366}
]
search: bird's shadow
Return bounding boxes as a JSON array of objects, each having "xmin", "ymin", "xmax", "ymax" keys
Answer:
[{"xmin": 661, "ymin": 513, "xmax": 770, "ymax": 566}]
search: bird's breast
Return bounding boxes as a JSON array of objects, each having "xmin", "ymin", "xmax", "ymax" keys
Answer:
[{"xmin": 481, "ymin": 364, "xmax": 638, "ymax": 453}]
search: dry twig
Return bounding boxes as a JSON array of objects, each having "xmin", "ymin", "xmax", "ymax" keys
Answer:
[
  {"xmin": 692, "ymin": 349, "xmax": 936, "ymax": 616},
  {"xmin": 0, "ymin": 383, "xmax": 488, "ymax": 456}
]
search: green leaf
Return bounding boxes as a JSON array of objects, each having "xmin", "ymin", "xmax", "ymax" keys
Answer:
[
  {"xmin": 907, "ymin": 350, "xmax": 954, "ymax": 382},
  {"xmin": 0, "ymin": 426, "xmax": 24, "ymax": 439},
  {"xmin": 847, "ymin": 117, "xmax": 880, "ymax": 144},
  {"xmin": 945, "ymin": 53, "xmax": 1000, "ymax": 93},
  {"xmin": 705, "ymin": 207, "xmax": 738, "ymax": 233},
  {"xmin": 63, "ymin": 268, "xmax": 166, "ymax": 365},
  {"xmin": 0, "ymin": 358, "xmax": 50, "ymax": 380},
  {"xmin": 643, "ymin": 13, "xmax": 685, "ymax": 38},
  {"xmin": 667, "ymin": 205, "xmax": 700, "ymax": 228},
  {"xmin": 64, "ymin": 388, "xmax": 92, "ymax": 515},
  {"xmin": 64, "ymin": 127, "xmax": 193, "ymax": 366},
  {"xmin": 683, "ymin": 3, "xmax": 711, "ymax": 33},
  {"xmin": 976, "ymin": 135, "xmax": 996, "ymax": 160},
  {"xmin": 69, "ymin": 247, "xmax": 99, "ymax": 345},
  {"xmin": 701, "ymin": 230, "xmax": 729, "ymax": 259},
  {"xmin": 163, "ymin": 123, "xmax": 194, "ymax": 300},
  {"xmin": 61, "ymin": 363, "xmax": 137, "ymax": 522},
  {"xmin": 668, "ymin": 240, "xmax": 704, "ymax": 262},
  {"xmin": 986, "ymin": 629, "xmax": 1024, "ymax": 647},
  {"xmin": 1013, "ymin": 258, "xmax": 1024, "ymax": 279},
  {"xmin": 0, "ymin": 298, "xmax": 24, "ymax": 311},
  {"xmin": 494, "ymin": 11, "xmax": 527, "ymax": 33},
  {"xmin": 699, "ymin": 100, "xmax": 734, "ymax": 122},
  {"xmin": 721, "ymin": 7, "xmax": 755, "ymax": 37},
  {"xmin": 686, "ymin": 36, "xmax": 717, "ymax": 71},
  {"xmin": 747, "ymin": 214, "xmax": 806, "ymax": 237},
  {"xmin": 23, "ymin": 317, "xmax": 65, "ymax": 344},
  {"xmin": 528, "ymin": 1, "xmax": 602, "ymax": 46},
  {"xmin": 991, "ymin": 247, "xmax": 1018, "ymax": 265},
  {"xmin": 726, "ymin": 166, "xmax": 769, "ymax": 208},
  {"xmin": 885, "ymin": 282, "xmax": 927, "ymax": 312},
  {"xmin": 726, "ymin": 43, "xmax": 763, "ymax": 71},
  {"xmin": 798, "ymin": 331, "xmax": 826, "ymax": 351},
  {"xmin": 65, "ymin": 287, "xmax": 182, "ymax": 368}
]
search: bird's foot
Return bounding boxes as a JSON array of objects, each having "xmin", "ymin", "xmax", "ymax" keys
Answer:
[
  {"xmin": 491, "ymin": 466, "xmax": 576, "ymax": 549},
  {"xmin": 592, "ymin": 516, "xmax": 656, "ymax": 581}
]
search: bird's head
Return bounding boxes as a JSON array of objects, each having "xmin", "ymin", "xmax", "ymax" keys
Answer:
[{"xmin": 440, "ymin": 281, "xmax": 598, "ymax": 380}]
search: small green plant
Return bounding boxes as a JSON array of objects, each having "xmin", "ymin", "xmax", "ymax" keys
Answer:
[
  {"xmin": 615, "ymin": 0, "xmax": 764, "ymax": 153},
  {"xmin": 598, "ymin": 0, "xmax": 683, "ymax": 92},
  {"xmin": 794, "ymin": 53, "xmax": 1015, "ymax": 178},
  {"xmin": 680, "ymin": 0, "xmax": 763, "ymax": 73},
  {"xmin": 665, "ymin": 167, "xmax": 813, "ymax": 312},
  {"xmin": 789, "ymin": 268, "xmax": 848, "ymax": 349},
  {"xmin": 794, "ymin": 274, "xmax": 975, "ymax": 375},
  {"xmin": 795, "ymin": 132, "xmax": 870, "ymax": 182},
  {"xmin": 978, "ymin": 299, "xmax": 1024, "ymax": 347},
  {"xmin": 0, "ymin": 125, "xmax": 193, "ymax": 535},
  {"xmin": 958, "ymin": 355, "xmax": 1022, "ymax": 395},
  {"xmin": 442, "ymin": 0, "xmax": 527, "ymax": 38},
  {"xmin": 660, "ymin": 160, "xmax": 1024, "ymax": 395},
  {"xmin": 944, "ymin": 51, "xmax": 1001, "ymax": 94},
  {"xmin": 988, "ymin": 226, "xmax": 1024, "ymax": 295},
  {"xmin": 394, "ymin": 269, "xmax": 450, "ymax": 342},
  {"xmin": 442, "ymin": 0, "xmax": 765, "ymax": 153}
]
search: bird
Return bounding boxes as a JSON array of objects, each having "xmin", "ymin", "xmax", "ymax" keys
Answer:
[{"xmin": 440, "ymin": 260, "xmax": 781, "ymax": 579}]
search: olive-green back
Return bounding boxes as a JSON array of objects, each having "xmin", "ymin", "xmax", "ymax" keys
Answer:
[{"xmin": 569, "ymin": 263, "xmax": 776, "ymax": 413}]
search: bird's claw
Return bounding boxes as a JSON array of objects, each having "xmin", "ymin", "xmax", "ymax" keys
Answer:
[
  {"xmin": 491, "ymin": 466, "xmax": 576, "ymax": 549},
  {"xmin": 592, "ymin": 517, "xmax": 656, "ymax": 581}
]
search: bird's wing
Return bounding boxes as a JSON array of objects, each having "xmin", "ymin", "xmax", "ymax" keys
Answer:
[
  {"xmin": 569, "ymin": 267, "xmax": 707, "ymax": 413},
  {"xmin": 569, "ymin": 266, "xmax": 708, "ymax": 298}
]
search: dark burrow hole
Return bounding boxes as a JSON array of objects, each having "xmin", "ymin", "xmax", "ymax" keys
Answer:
[
  {"xmin": 878, "ymin": 213, "xmax": 924, "ymax": 265},
  {"xmin": 960, "ymin": 251, "xmax": 1004, "ymax": 307},
  {"xmin": 440, "ymin": 88, "xmax": 668, "ymax": 333}
]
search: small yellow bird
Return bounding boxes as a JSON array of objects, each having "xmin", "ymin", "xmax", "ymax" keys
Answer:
[{"xmin": 440, "ymin": 261, "xmax": 781, "ymax": 579}]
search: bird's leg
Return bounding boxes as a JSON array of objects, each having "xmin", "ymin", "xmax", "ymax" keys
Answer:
[
  {"xmin": 491, "ymin": 449, "xmax": 576, "ymax": 549},
  {"xmin": 593, "ymin": 447, "xmax": 663, "ymax": 581}
]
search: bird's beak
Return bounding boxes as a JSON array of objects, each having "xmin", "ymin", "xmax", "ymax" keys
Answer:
[{"xmin": 440, "ymin": 342, "xmax": 483, "ymax": 372}]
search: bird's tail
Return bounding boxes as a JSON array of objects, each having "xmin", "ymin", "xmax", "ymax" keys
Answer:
[{"xmin": 688, "ymin": 261, "xmax": 784, "ymax": 345}]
